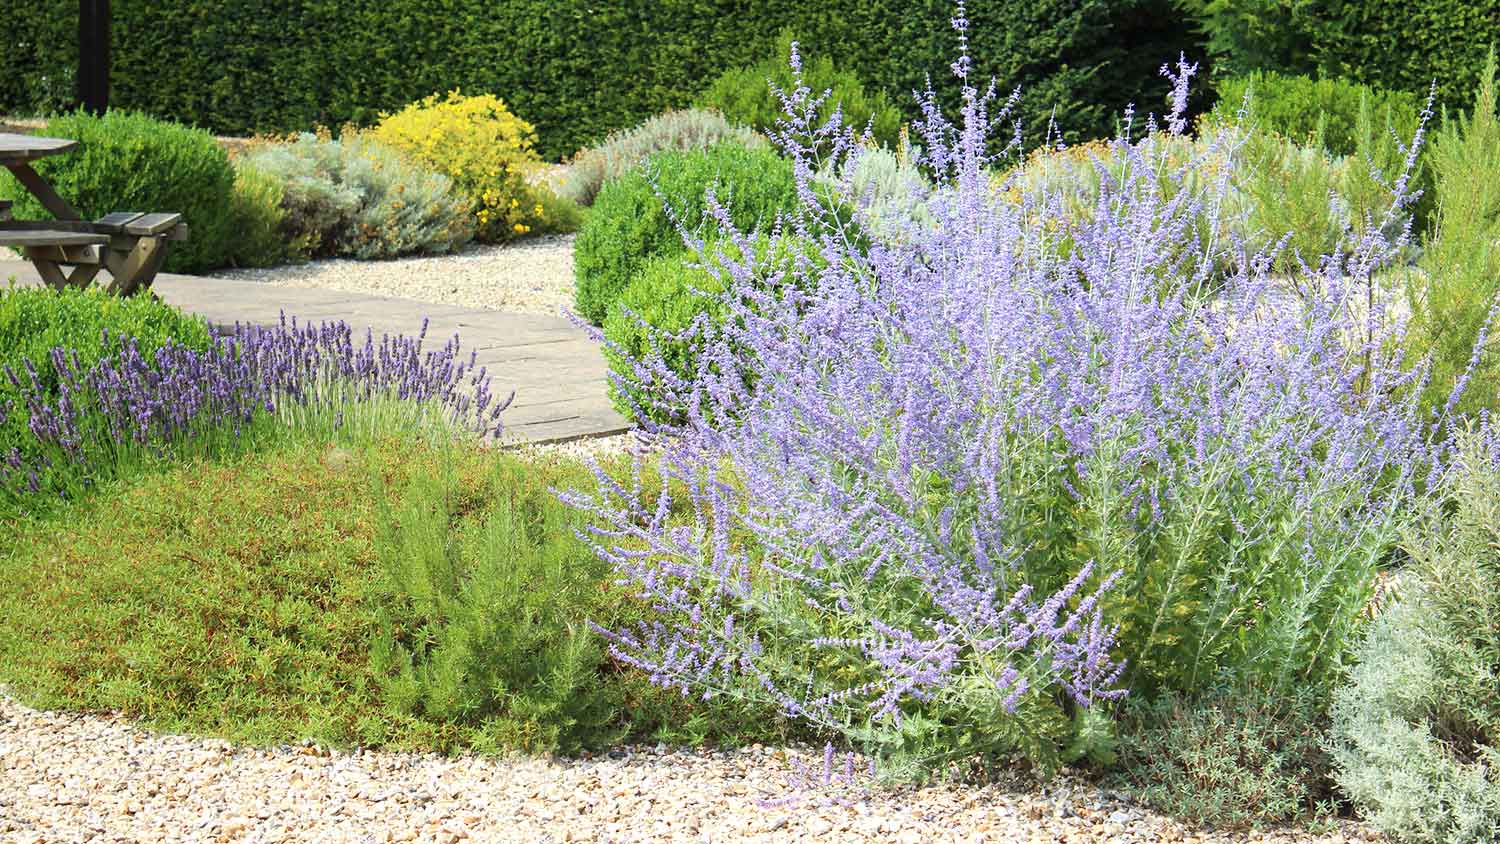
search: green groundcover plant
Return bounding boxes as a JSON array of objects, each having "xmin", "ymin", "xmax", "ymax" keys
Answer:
[{"xmin": 0, "ymin": 434, "xmax": 789, "ymax": 754}]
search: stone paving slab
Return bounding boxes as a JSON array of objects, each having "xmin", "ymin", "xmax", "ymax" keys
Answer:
[{"xmin": 0, "ymin": 261, "xmax": 630, "ymax": 444}]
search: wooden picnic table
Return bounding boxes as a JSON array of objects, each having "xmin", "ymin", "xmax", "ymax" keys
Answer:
[{"xmin": 0, "ymin": 132, "xmax": 188, "ymax": 295}]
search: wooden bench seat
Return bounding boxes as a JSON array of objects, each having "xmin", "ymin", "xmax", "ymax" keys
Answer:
[
  {"xmin": 0, "ymin": 225, "xmax": 109, "ymax": 289},
  {"xmin": 93, "ymin": 211, "xmax": 187, "ymax": 240},
  {"xmin": 1, "ymin": 211, "xmax": 187, "ymax": 295},
  {"xmin": 0, "ymin": 228, "xmax": 110, "ymax": 249}
]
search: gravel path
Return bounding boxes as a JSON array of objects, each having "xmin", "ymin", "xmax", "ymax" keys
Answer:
[
  {"xmin": 211, "ymin": 235, "xmax": 578, "ymax": 316},
  {"xmin": 1, "ymin": 694, "xmax": 1378, "ymax": 844}
]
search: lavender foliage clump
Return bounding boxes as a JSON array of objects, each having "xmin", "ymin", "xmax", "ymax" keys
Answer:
[
  {"xmin": 566, "ymin": 10, "xmax": 1457, "ymax": 778},
  {"xmin": 3, "ymin": 315, "xmax": 507, "ymax": 506}
]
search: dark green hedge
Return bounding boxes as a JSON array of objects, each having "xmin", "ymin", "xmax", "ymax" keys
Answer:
[
  {"xmin": 1, "ymin": 1, "xmax": 1191, "ymax": 160},
  {"xmin": 1180, "ymin": 0, "xmax": 1500, "ymax": 111},
  {"xmin": 1309, "ymin": 1, "xmax": 1500, "ymax": 111}
]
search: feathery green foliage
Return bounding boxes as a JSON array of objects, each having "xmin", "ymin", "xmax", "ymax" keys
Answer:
[{"xmin": 1406, "ymin": 52, "xmax": 1500, "ymax": 416}]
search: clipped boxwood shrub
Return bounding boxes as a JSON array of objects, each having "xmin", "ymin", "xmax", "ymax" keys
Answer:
[
  {"xmin": 1206, "ymin": 70, "xmax": 1422, "ymax": 158},
  {"xmin": 697, "ymin": 32, "xmax": 904, "ymax": 152},
  {"xmin": 602, "ymin": 249, "xmax": 729, "ymax": 426},
  {"xmin": 573, "ymin": 141, "xmax": 798, "ymax": 326},
  {"xmin": 369, "ymin": 91, "xmax": 576, "ymax": 243},
  {"xmin": 602, "ymin": 235, "xmax": 813, "ymax": 426},
  {"xmin": 0, "ymin": 110, "xmax": 236, "ymax": 274},
  {"xmin": 557, "ymin": 109, "xmax": 767, "ymax": 208},
  {"xmin": 0, "ymin": 287, "xmax": 212, "ymax": 471}
]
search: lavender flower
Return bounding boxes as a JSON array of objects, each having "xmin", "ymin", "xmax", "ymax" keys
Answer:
[{"xmin": 4, "ymin": 314, "xmax": 509, "ymax": 507}]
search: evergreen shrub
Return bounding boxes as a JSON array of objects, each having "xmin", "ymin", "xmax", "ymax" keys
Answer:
[
  {"xmin": 572, "ymin": 141, "xmax": 797, "ymax": 326},
  {"xmin": 0, "ymin": 110, "xmax": 236, "ymax": 273}
]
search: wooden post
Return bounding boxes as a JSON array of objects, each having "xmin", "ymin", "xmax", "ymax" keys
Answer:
[{"xmin": 78, "ymin": 0, "xmax": 111, "ymax": 115}]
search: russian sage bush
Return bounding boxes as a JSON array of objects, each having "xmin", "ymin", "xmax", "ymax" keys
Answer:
[{"xmin": 566, "ymin": 29, "xmax": 1446, "ymax": 778}]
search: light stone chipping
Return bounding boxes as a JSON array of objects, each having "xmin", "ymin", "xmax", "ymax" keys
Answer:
[
  {"xmin": 1, "ymin": 694, "xmax": 1379, "ymax": 844},
  {"xmin": 210, "ymin": 235, "xmax": 580, "ymax": 317}
]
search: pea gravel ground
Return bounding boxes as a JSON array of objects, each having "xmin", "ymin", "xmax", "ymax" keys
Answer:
[
  {"xmin": 211, "ymin": 235, "xmax": 579, "ymax": 317},
  {"xmin": 0, "ymin": 694, "xmax": 1380, "ymax": 844}
]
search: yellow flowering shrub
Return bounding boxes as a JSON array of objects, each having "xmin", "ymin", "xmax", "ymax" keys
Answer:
[{"xmin": 371, "ymin": 91, "xmax": 565, "ymax": 243}]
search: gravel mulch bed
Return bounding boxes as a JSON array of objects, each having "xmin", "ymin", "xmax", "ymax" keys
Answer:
[
  {"xmin": 1, "ymin": 694, "xmax": 1379, "ymax": 844},
  {"xmin": 211, "ymin": 235, "xmax": 578, "ymax": 316}
]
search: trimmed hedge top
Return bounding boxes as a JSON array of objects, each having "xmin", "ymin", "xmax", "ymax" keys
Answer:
[{"xmin": 1, "ymin": 1, "xmax": 1192, "ymax": 160}]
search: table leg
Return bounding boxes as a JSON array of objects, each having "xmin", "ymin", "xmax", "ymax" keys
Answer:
[
  {"xmin": 26, "ymin": 256, "xmax": 70, "ymax": 290},
  {"xmin": 104, "ymin": 236, "xmax": 165, "ymax": 296},
  {"xmin": 5, "ymin": 163, "xmax": 82, "ymax": 221}
]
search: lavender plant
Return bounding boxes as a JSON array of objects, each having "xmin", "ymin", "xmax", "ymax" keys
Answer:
[
  {"xmin": 567, "ymin": 10, "xmax": 1452, "ymax": 779},
  {"xmin": 1, "ymin": 316, "xmax": 507, "ymax": 512}
]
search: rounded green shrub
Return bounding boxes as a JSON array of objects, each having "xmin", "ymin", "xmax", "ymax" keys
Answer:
[
  {"xmin": 572, "ymin": 141, "xmax": 798, "ymax": 326},
  {"xmin": 558, "ymin": 109, "xmax": 767, "ymax": 208},
  {"xmin": 1205, "ymin": 71, "xmax": 1422, "ymax": 159},
  {"xmin": 0, "ymin": 110, "xmax": 237, "ymax": 274},
  {"xmin": 602, "ymin": 235, "xmax": 814, "ymax": 426},
  {"xmin": 0, "ymin": 287, "xmax": 213, "ymax": 462},
  {"xmin": 1328, "ymin": 434, "xmax": 1500, "ymax": 844},
  {"xmin": 223, "ymin": 160, "xmax": 289, "ymax": 268},
  {"xmin": 697, "ymin": 32, "xmax": 904, "ymax": 154},
  {"xmin": 602, "ymin": 253, "xmax": 728, "ymax": 426}
]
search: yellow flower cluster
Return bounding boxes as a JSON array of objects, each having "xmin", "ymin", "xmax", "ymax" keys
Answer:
[{"xmin": 370, "ymin": 90, "xmax": 553, "ymax": 243}]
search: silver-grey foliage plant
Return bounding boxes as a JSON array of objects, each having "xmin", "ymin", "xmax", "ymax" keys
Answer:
[
  {"xmin": 1328, "ymin": 430, "xmax": 1500, "ymax": 844},
  {"xmin": 239, "ymin": 133, "xmax": 474, "ymax": 260}
]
